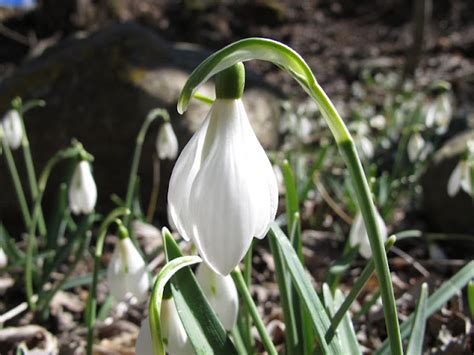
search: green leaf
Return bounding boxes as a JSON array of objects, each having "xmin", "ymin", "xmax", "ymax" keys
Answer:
[
  {"xmin": 163, "ymin": 229, "xmax": 238, "ymax": 355},
  {"xmin": 468, "ymin": 281, "xmax": 474, "ymax": 319},
  {"xmin": 149, "ymin": 255, "xmax": 202, "ymax": 354},
  {"xmin": 334, "ymin": 289, "xmax": 361, "ymax": 354},
  {"xmin": 406, "ymin": 283, "xmax": 428, "ymax": 355},
  {"xmin": 376, "ymin": 261, "xmax": 474, "ymax": 354},
  {"xmin": 269, "ymin": 224, "xmax": 342, "ymax": 354}
]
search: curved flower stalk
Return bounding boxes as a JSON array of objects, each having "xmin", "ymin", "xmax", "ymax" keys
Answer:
[
  {"xmin": 69, "ymin": 160, "xmax": 97, "ymax": 215},
  {"xmin": 349, "ymin": 211, "xmax": 388, "ymax": 259},
  {"xmin": 407, "ymin": 132, "xmax": 425, "ymax": 162},
  {"xmin": 1, "ymin": 109, "xmax": 23, "ymax": 149},
  {"xmin": 0, "ymin": 247, "xmax": 7, "ymax": 268},
  {"xmin": 195, "ymin": 263, "xmax": 239, "ymax": 330},
  {"xmin": 107, "ymin": 223, "xmax": 150, "ymax": 302},
  {"xmin": 174, "ymin": 38, "xmax": 403, "ymax": 354},
  {"xmin": 156, "ymin": 121, "xmax": 179, "ymax": 160},
  {"xmin": 136, "ymin": 299, "xmax": 193, "ymax": 355},
  {"xmin": 168, "ymin": 63, "xmax": 278, "ymax": 276}
]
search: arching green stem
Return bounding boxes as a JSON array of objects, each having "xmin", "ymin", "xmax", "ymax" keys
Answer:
[{"xmin": 177, "ymin": 38, "xmax": 403, "ymax": 355}]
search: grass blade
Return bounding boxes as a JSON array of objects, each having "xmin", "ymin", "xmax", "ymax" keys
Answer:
[{"xmin": 406, "ymin": 283, "xmax": 428, "ymax": 355}]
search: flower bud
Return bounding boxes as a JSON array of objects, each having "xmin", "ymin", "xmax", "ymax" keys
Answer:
[
  {"xmin": 68, "ymin": 160, "xmax": 97, "ymax": 215},
  {"xmin": 156, "ymin": 122, "xmax": 179, "ymax": 160},
  {"xmin": 349, "ymin": 211, "xmax": 387, "ymax": 259},
  {"xmin": 195, "ymin": 262, "xmax": 238, "ymax": 330},
  {"xmin": 107, "ymin": 236, "xmax": 149, "ymax": 302},
  {"xmin": 1, "ymin": 110, "xmax": 23, "ymax": 150}
]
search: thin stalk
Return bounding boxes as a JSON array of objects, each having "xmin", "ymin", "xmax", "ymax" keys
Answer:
[
  {"xmin": 231, "ymin": 268, "xmax": 277, "ymax": 355},
  {"xmin": 146, "ymin": 155, "xmax": 160, "ymax": 222},
  {"xmin": 124, "ymin": 109, "xmax": 168, "ymax": 227},
  {"xmin": 241, "ymin": 245, "xmax": 254, "ymax": 352},
  {"xmin": 86, "ymin": 207, "xmax": 130, "ymax": 355},
  {"xmin": 1, "ymin": 130, "xmax": 32, "ymax": 228},
  {"xmin": 231, "ymin": 327, "xmax": 248, "ymax": 355},
  {"xmin": 327, "ymin": 236, "xmax": 396, "ymax": 342}
]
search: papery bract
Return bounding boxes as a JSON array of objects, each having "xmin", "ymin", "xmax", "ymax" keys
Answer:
[
  {"xmin": 107, "ymin": 237, "xmax": 149, "ymax": 302},
  {"xmin": 349, "ymin": 211, "xmax": 387, "ymax": 259},
  {"xmin": 1, "ymin": 110, "xmax": 23, "ymax": 150},
  {"xmin": 68, "ymin": 160, "xmax": 97, "ymax": 215},
  {"xmin": 156, "ymin": 122, "xmax": 179, "ymax": 160},
  {"xmin": 168, "ymin": 99, "xmax": 278, "ymax": 275},
  {"xmin": 195, "ymin": 262, "xmax": 238, "ymax": 330}
]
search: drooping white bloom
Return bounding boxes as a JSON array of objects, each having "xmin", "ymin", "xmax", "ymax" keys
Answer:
[
  {"xmin": 425, "ymin": 94, "xmax": 452, "ymax": 135},
  {"xmin": 195, "ymin": 263, "xmax": 238, "ymax": 330},
  {"xmin": 0, "ymin": 247, "xmax": 7, "ymax": 268},
  {"xmin": 369, "ymin": 115, "xmax": 386, "ymax": 130},
  {"xmin": 107, "ymin": 237, "xmax": 150, "ymax": 302},
  {"xmin": 349, "ymin": 211, "xmax": 388, "ymax": 259},
  {"xmin": 407, "ymin": 132, "xmax": 425, "ymax": 162},
  {"xmin": 1, "ymin": 110, "xmax": 23, "ymax": 150},
  {"xmin": 156, "ymin": 122, "xmax": 179, "ymax": 160},
  {"xmin": 168, "ymin": 99, "xmax": 278, "ymax": 275},
  {"xmin": 135, "ymin": 299, "xmax": 193, "ymax": 355},
  {"xmin": 447, "ymin": 160, "xmax": 472, "ymax": 197},
  {"xmin": 68, "ymin": 160, "xmax": 97, "ymax": 215}
]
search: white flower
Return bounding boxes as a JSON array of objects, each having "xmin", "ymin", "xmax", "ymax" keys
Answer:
[
  {"xmin": 370, "ymin": 115, "xmax": 386, "ymax": 130},
  {"xmin": 0, "ymin": 247, "xmax": 7, "ymax": 268},
  {"xmin": 68, "ymin": 161, "xmax": 97, "ymax": 215},
  {"xmin": 447, "ymin": 160, "xmax": 472, "ymax": 197},
  {"xmin": 168, "ymin": 98, "xmax": 278, "ymax": 275},
  {"xmin": 407, "ymin": 133, "xmax": 425, "ymax": 162},
  {"xmin": 135, "ymin": 299, "xmax": 193, "ymax": 355},
  {"xmin": 107, "ymin": 237, "xmax": 149, "ymax": 302},
  {"xmin": 273, "ymin": 164, "xmax": 285, "ymax": 195},
  {"xmin": 195, "ymin": 262, "xmax": 238, "ymax": 330},
  {"xmin": 425, "ymin": 94, "xmax": 452, "ymax": 135},
  {"xmin": 349, "ymin": 211, "xmax": 387, "ymax": 259},
  {"xmin": 156, "ymin": 122, "xmax": 179, "ymax": 160},
  {"xmin": 1, "ymin": 110, "xmax": 23, "ymax": 150}
]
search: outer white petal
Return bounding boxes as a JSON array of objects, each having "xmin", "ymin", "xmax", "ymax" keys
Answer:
[
  {"xmin": 447, "ymin": 161, "xmax": 463, "ymax": 197},
  {"xmin": 107, "ymin": 238, "xmax": 150, "ymax": 302},
  {"xmin": 1, "ymin": 110, "xmax": 23, "ymax": 150},
  {"xmin": 188, "ymin": 99, "xmax": 277, "ymax": 275},
  {"xmin": 460, "ymin": 162, "xmax": 472, "ymax": 195},
  {"xmin": 161, "ymin": 298, "xmax": 193, "ymax": 355},
  {"xmin": 349, "ymin": 211, "xmax": 387, "ymax": 259},
  {"xmin": 0, "ymin": 247, "xmax": 7, "ymax": 268},
  {"xmin": 407, "ymin": 133, "xmax": 425, "ymax": 162},
  {"xmin": 135, "ymin": 317, "xmax": 154, "ymax": 355},
  {"xmin": 425, "ymin": 103, "xmax": 436, "ymax": 127},
  {"xmin": 168, "ymin": 115, "xmax": 210, "ymax": 242},
  {"xmin": 68, "ymin": 161, "xmax": 97, "ymax": 214},
  {"xmin": 157, "ymin": 122, "xmax": 179, "ymax": 160},
  {"xmin": 195, "ymin": 262, "xmax": 239, "ymax": 330}
]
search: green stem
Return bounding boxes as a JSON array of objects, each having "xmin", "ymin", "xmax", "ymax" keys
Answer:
[
  {"xmin": 86, "ymin": 207, "xmax": 130, "ymax": 355},
  {"xmin": 124, "ymin": 109, "xmax": 168, "ymax": 227},
  {"xmin": 231, "ymin": 327, "xmax": 248, "ymax": 355},
  {"xmin": 231, "ymin": 268, "xmax": 277, "ymax": 355},
  {"xmin": 241, "ymin": 245, "xmax": 253, "ymax": 352},
  {"xmin": 338, "ymin": 141, "xmax": 402, "ymax": 354},
  {"xmin": 1, "ymin": 129, "xmax": 32, "ymax": 228},
  {"xmin": 327, "ymin": 236, "xmax": 396, "ymax": 342}
]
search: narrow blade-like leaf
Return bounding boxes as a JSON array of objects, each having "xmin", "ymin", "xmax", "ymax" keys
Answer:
[{"xmin": 406, "ymin": 283, "xmax": 429, "ymax": 355}]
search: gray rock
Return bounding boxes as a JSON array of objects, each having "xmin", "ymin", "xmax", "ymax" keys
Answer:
[
  {"xmin": 0, "ymin": 23, "xmax": 283, "ymax": 226},
  {"xmin": 422, "ymin": 130, "xmax": 474, "ymax": 233}
]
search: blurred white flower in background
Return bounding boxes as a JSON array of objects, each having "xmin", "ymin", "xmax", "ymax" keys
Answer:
[
  {"xmin": 0, "ymin": 247, "xmax": 7, "ymax": 268},
  {"xmin": 351, "ymin": 121, "xmax": 374, "ymax": 160},
  {"xmin": 425, "ymin": 94, "xmax": 452, "ymax": 135},
  {"xmin": 349, "ymin": 211, "xmax": 388, "ymax": 259},
  {"xmin": 369, "ymin": 114, "xmax": 386, "ymax": 130},
  {"xmin": 68, "ymin": 160, "xmax": 97, "ymax": 215},
  {"xmin": 135, "ymin": 299, "xmax": 193, "ymax": 355},
  {"xmin": 195, "ymin": 263, "xmax": 239, "ymax": 331},
  {"xmin": 156, "ymin": 121, "xmax": 179, "ymax": 160},
  {"xmin": 107, "ymin": 236, "xmax": 149, "ymax": 302},
  {"xmin": 447, "ymin": 159, "xmax": 472, "ymax": 197},
  {"xmin": 1, "ymin": 109, "xmax": 23, "ymax": 150},
  {"xmin": 407, "ymin": 132, "xmax": 425, "ymax": 162}
]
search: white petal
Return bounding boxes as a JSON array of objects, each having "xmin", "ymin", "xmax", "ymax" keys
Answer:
[
  {"xmin": 168, "ymin": 115, "xmax": 210, "ymax": 242},
  {"xmin": 107, "ymin": 238, "xmax": 149, "ymax": 302},
  {"xmin": 349, "ymin": 211, "xmax": 387, "ymax": 259},
  {"xmin": 188, "ymin": 100, "xmax": 277, "ymax": 275},
  {"xmin": 1, "ymin": 110, "xmax": 23, "ymax": 150},
  {"xmin": 68, "ymin": 161, "xmax": 97, "ymax": 215},
  {"xmin": 135, "ymin": 317, "xmax": 154, "ymax": 355},
  {"xmin": 407, "ymin": 133, "xmax": 424, "ymax": 162},
  {"xmin": 447, "ymin": 162, "xmax": 463, "ymax": 197},
  {"xmin": 157, "ymin": 122, "xmax": 179, "ymax": 160},
  {"xmin": 195, "ymin": 263, "xmax": 239, "ymax": 330},
  {"xmin": 460, "ymin": 162, "xmax": 472, "ymax": 195},
  {"xmin": 0, "ymin": 248, "xmax": 7, "ymax": 268},
  {"xmin": 161, "ymin": 299, "xmax": 193, "ymax": 355}
]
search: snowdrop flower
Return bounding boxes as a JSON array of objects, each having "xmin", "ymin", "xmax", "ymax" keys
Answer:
[
  {"xmin": 425, "ymin": 94, "xmax": 452, "ymax": 135},
  {"xmin": 349, "ymin": 211, "xmax": 387, "ymax": 259},
  {"xmin": 407, "ymin": 132, "xmax": 425, "ymax": 162},
  {"xmin": 135, "ymin": 299, "xmax": 193, "ymax": 355},
  {"xmin": 69, "ymin": 160, "xmax": 97, "ymax": 215},
  {"xmin": 195, "ymin": 263, "xmax": 238, "ymax": 330},
  {"xmin": 156, "ymin": 121, "xmax": 179, "ymax": 160},
  {"xmin": 351, "ymin": 121, "xmax": 374, "ymax": 160},
  {"xmin": 107, "ymin": 228, "xmax": 149, "ymax": 302},
  {"xmin": 370, "ymin": 115, "xmax": 386, "ymax": 130},
  {"xmin": 168, "ymin": 63, "xmax": 278, "ymax": 275},
  {"xmin": 0, "ymin": 247, "xmax": 7, "ymax": 268},
  {"xmin": 447, "ymin": 159, "xmax": 471, "ymax": 197},
  {"xmin": 1, "ymin": 109, "xmax": 23, "ymax": 150}
]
